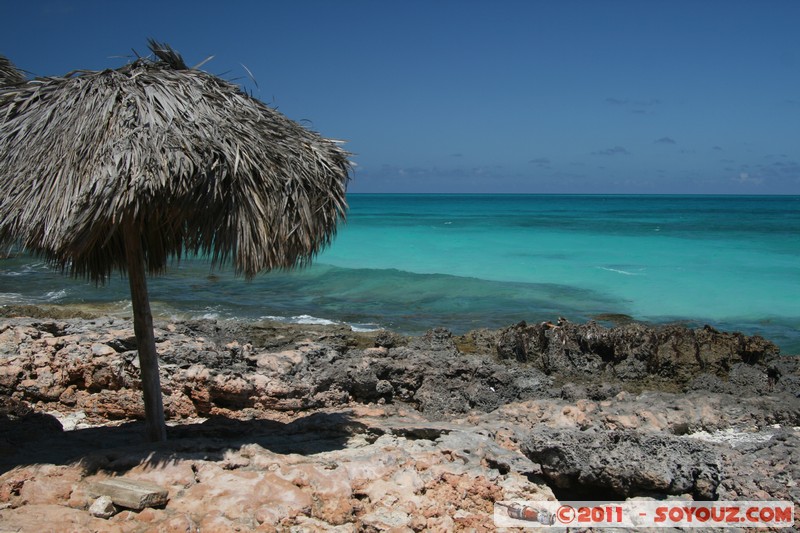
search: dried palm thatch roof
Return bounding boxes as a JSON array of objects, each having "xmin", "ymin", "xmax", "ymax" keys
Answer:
[
  {"xmin": 0, "ymin": 41, "xmax": 351, "ymax": 282},
  {"xmin": 0, "ymin": 55, "xmax": 26, "ymax": 86}
]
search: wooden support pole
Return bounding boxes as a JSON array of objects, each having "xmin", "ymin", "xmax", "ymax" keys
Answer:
[{"xmin": 124, "ymin": 227, "xmax": 167, "ymax": 442}]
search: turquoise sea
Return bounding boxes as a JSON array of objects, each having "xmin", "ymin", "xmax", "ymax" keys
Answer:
[{"xmin": 1, "ymin": 194, "xmax": 799, "ymax": 354}]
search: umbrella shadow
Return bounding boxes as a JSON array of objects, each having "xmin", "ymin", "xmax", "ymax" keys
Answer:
[{"xmin": 0, "ymin": 410, "xmax": 375, "ymax": 476}]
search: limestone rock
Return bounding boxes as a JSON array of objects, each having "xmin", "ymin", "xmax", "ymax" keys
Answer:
[
  {"xmin": 89, "ymin": 478, "xmax": 168, "ymax": 510},
  {"xmin": 0, "ymin": 311, "xmax": 798, "ymax": 531},
  {"xmin": 522, "ymin": 427, "xmax": 721, "ymax": 499},
  {"xmin": 88, "ymin": 495, "xmax": 116, "ymax": 518}
]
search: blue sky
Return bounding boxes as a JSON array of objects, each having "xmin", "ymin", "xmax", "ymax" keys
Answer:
[{"xmin": 2, "ymin": 0, "xmax": 799, "ymax": 194}]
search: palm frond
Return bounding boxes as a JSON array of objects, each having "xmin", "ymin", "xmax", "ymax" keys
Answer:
[{"xmin": 0, "ymin": 55, "xmax": 25, "ymax": 86}]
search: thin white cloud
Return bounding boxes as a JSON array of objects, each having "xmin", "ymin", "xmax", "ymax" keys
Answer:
[
  {"xmin": 592, "ymin": 146, "xmax": 630, "ymax": 156},
  {"xmin": 735, "ymin": 172, "xmax": 764, "ymax": 185},
  {"xmin": 606, "ymin": 97, "xmax": 661, "ymax": 106}
]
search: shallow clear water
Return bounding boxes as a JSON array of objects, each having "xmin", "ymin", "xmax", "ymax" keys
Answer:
[{"xmin": 1, "ymin": 194, "xmax": 798, "ymax": 353}]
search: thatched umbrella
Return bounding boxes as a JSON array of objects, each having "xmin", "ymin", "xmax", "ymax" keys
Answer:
[
  {"xmin": 0, "ymin": 41, "xmax": 351, "ymax": 441},
  {"xmin": 0, "ymin": 55, "xmax": 25, "ymax": 86}
]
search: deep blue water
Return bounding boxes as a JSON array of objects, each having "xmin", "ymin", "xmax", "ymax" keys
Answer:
[{"xmin": 1, "ymin": 194, "xmax": 799, "ymax": 353}]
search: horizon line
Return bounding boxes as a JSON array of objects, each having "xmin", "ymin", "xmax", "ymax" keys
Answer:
[{"xmin": 345, "ymin": 192, "xmax": 800, "ymax": 197}]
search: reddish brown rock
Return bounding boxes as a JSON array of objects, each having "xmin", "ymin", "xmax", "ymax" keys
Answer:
[{"xmin": 18, "ymin": 465, "xmax": 80, "ymax": 505}]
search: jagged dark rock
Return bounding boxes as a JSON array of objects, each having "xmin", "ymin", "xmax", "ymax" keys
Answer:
[
  {"xmin": 494, "ymin": 319, "xmax": 781, "ymax": 392},
  {"xmin": 522, "ymin": 427, "xmax": 722, "ymax": 500}
]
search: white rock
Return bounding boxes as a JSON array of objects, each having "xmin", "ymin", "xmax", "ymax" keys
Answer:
[
  {"xmin": 91, "ymin": 343, "xmax": 116, "ymax": 357},
  {"xmin": 47, "ymin": 410, "xmax": 86, "ymax": 431},
  {"xmin": 360, "ymin": 507, "xmax": 410, "ymax": 529},
  {"xmin": 89, "ymin": 495, "xmax": 117, "ymax": 519}
]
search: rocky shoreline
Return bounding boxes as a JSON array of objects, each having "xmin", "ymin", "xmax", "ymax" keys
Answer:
[{"xmin": 0, "ymin": 305, "xmax": 798, "ymax": 531}]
